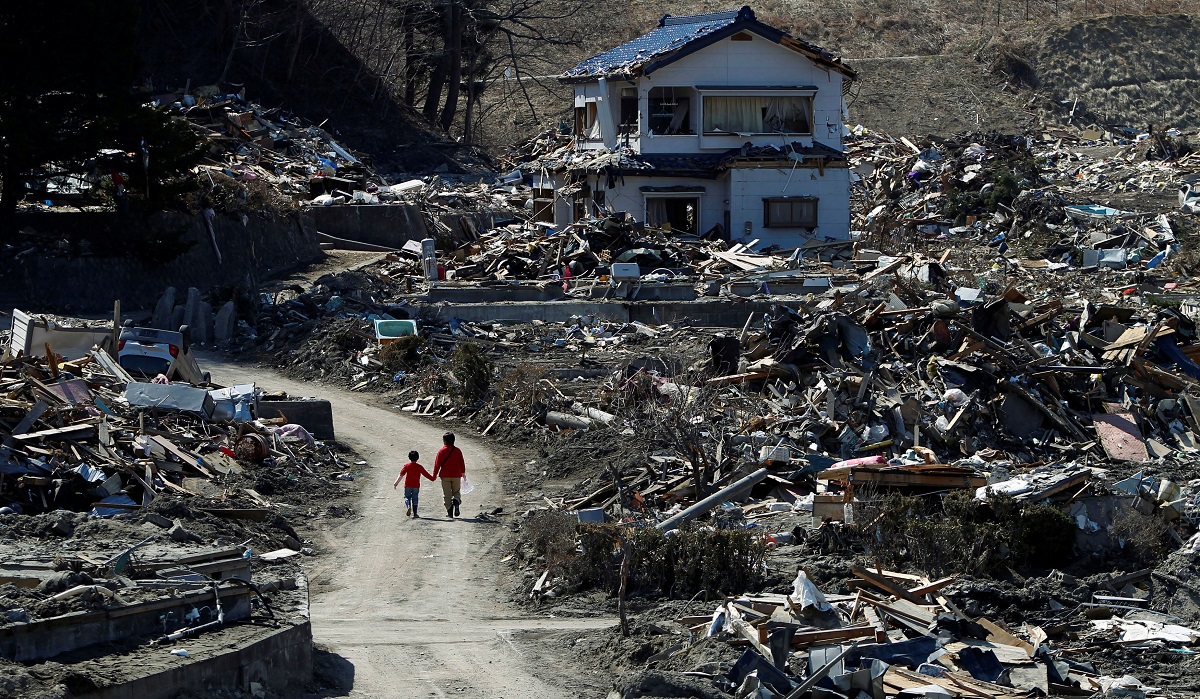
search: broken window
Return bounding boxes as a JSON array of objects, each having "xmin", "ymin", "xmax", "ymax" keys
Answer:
[
  {"xmin": 763, "ymin": 197, "xmax": 817, "ymax": 229},
  {"xmin": 703, "ymin": 95, "xmax": 813, "ymax": 134},
  {"xmin": 620, "ymin": 88, "xmax": 638, "ymax": 135},
  {"xmin": 646, "ymin": 196, "xmax": 698, "ymax": 234},
  {"xmin": 647, "ymin": 87, "xmax": 692, "ymax": 135},
  {"xmin": 532, "ymin": 188, "xmax": 555, "ymax": 223},
  {"xmin": 574, "ymin": 102, "xmax": 601, "ymax": 140}
]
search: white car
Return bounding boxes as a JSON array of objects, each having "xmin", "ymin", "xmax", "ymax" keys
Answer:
[{"xmin": 117, "ymin": 324, "xmax": 210, "ymax": 385}]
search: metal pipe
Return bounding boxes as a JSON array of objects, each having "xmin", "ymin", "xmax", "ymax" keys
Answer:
[{"xmin": 656, "ymin": 467, "xmax": 769, "ymax": 531}]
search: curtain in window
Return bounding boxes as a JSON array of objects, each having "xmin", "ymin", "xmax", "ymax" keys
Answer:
[
  {"xmin": 704, "ymin": 96, "xmax": 765, "ymax": 133},
  {"xmin": 704, "ymin": 96, "xmax": 812, "ymax": 134},
  {"xmin": 646, "ymin": 198, "xmax": 669, "ymax": 228}
]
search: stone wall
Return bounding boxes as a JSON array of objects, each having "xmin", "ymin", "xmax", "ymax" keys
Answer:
[
  {"xmin": 310, "ymin": 204, "xmax": 500, "ymax": 249},
  {"xmin": 3, "ymin": 210, "xmax": 321, "ymax": 312}
]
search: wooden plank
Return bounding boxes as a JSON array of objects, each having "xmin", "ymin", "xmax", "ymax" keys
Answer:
[
  {"xmin": 908, "ymin": 575, "xmax": 958, "ymax": 596},
  {"xmin": 978, "ymin": 618, "xmax": 1034, "ymax": 655},
  {"xmin": 863, "ymin": 255, "xmax": 909, "ymax": 281},
  {"xmin": 12, "ymin": 423, "xmax": 95, "ymax": 441},
  {"xmin": 90, "ymin": 349, "xmax": 134, "ymax": 384},
  {"xmin": 149, "ymin": 435, "xmax": 216, "ymax": 478},
  {"xmin": 705, "ymin": 370, "xmax": 770, "ymax": 386},
  {"xmin": 11, "ymin": 400, "xmax": 49, "ymax": 435},
  {"xmin": 861, "ymin": 607, "xmax": 890, "ymax": 642},
  {"xmin": 852, "ymin": 566, "xmax": 927, "ymax": 604},
  {"xmin": 790, "ymin": 625, "xmax": 877, "ymax": 648}
]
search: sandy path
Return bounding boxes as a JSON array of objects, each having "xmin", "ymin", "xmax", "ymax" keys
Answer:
[{"xmin": 202, "ymin": 356, "xmax": 611, "ymax": 699}]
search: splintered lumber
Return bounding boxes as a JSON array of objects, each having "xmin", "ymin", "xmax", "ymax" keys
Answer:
[
  {"xmin": 862, "ymin": 255, "xmax": 910, "ymax": 281},
  {"xmin": 908, "ymin": 575, "xmax": 958, "ymax": 596},
  {"xmin": 852, "ymin": 566, "xmax": 928, "ymax": 605},
  {"xmin": 790, "ymin": 625, "xmax": 878, "ymax": 648},
  {"xmin": 978, "ymin": 618, "xmax": 1034, "ymax": 655},
  {"xmin": 706, "ymin": 370, "xmax": 770, "ymax": 386},
  {"xmin": 12, "ymin": 400, "xmax": 49, "ymax": 435},
  {"xmin": 90, "ymin": 349, "xmax": 134, "ymax": 384},
  {"xmin": 149, "ymin": 435, "xmax": 216, "ymax": 478}
]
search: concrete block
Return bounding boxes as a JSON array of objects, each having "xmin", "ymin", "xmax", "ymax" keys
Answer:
[
  {"xmin": 168, "ymin": 519, "xmax": 201, "ymax": 543},
  {"xmin": 170, "ymin": 305, "xmax": 186, "ymax": 332},
  {"xmin": 214, "ymin": 301, "xmax": 237, "ymax": 343},
  {"xmin": 184, "ymin": 287, "xmax": 202, "ymax": 336},
  {"xmin": 152, "ymin": 287, "xmax": 176, "ymax": 329},
  {"xmin": 143, "ymin": 512, "xmax": 172, "ymax": 528},
  {"xmin": 199, "ymin": 301, "xmax": 215, "ymax": 344}
]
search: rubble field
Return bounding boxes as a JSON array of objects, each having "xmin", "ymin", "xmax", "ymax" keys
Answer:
[
  {"xmin": 185, "ymin": 117, "xmax": 1200, "ymax": 699},
  {"xmin": 9, "ymin": 87, "xmax": 1200, "ymax": 698},
  {"xmin": 0, "ymin": 335, "xmax": 367, "ymax": 697}
]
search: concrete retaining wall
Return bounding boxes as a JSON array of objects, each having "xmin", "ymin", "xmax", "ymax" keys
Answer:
[
  {"xmin": 311, "ymin": 204, "xmax": 428, "ymax": 248},
  {"xmin": 78, "ymin": 620, "xmax": 313, "ymax": 699},
  {"xmin": 0, "ymin": 586, "xmax": 251, "ymax": 662},
  {"xmin": 310, "ymin": 204, "xmax": 501, "ymax": 248},
  {"xmin": 2, "ymin": 210, "xmax": 322, "ymax": 313},
  {"xmin": 257, "ymin": 399, "xmax": 336, "ymax": 440}
]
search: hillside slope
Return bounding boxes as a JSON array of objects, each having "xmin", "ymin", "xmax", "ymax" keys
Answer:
[
  {"xmin": 1035, "ymin": 14, "xmax": 1200, "ymax": 129},
  {"xmin": 136, "ymin": 0, "xmax": 481, "ymax": 173}
]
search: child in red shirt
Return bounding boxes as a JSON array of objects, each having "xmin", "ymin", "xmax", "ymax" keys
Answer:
[{"xmin": 393, "ymin": 451, "xmax": 434, "ymax": 518}]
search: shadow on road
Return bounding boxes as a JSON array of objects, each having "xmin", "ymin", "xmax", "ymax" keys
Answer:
[{"xmin": 302, "ymin": 645, "xmax": 355, "ymax": 698}]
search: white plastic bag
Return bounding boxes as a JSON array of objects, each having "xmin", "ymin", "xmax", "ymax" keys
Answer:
[{"xmin": 460, "ymin": 475, "xmax": 475, "ymax": 495}]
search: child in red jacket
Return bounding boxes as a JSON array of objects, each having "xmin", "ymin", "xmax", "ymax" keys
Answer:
[{"xmin": 393, "ymin": 451, "xmax": 434, "ymax": 518}]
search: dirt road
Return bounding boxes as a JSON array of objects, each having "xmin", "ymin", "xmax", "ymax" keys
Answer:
[{"xmin": 203, "ymin": 356, "xmax": 612, "ymax": 699}]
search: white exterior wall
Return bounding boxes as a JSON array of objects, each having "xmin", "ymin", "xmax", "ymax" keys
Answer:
[
  {"xmin": 561, "ymin": 30, "xmax": 853, "ymax": 242},
  {"xmin": 636, "ymin": 34, "xmax": 844, "ymax": 154},
  {"xmin": 552, "ymin": 173, "xmax": 725, "ymax": 235},
  {"xmin": 727, "ymin": 166, "xmax": 851, "ymax": 245}
]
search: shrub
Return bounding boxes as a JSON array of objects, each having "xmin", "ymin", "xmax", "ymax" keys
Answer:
[
  {"xmin": 524, "ymin": 510, "xmax": 579, "ymax": 575},
  {"xmin": 575, "ymin": 524, "xmax": 768, "ymax": 598},
  {"xmin": 378, "ymin": 335, "xmax": 425, "ymax": 372},
  {"xmin": 449, "ymin": 341, "xmax": 493, "ymax": 402},
  {"xmin": 855, "ymin": 490, "xmax": 1077, "ymax": 577}
]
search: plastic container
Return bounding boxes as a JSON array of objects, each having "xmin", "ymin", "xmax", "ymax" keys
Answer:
[{"xmin": 374, "ymin": 319, "xmax": 419, "ymax": 344}]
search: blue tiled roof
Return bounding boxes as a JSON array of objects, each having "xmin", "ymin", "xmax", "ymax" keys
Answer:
[{"xmin": 562, "ymin": 8, "xmax": 747, "ymax": 81}]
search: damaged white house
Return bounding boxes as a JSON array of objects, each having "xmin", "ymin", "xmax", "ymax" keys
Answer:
[{"xmin": 543, "ymin": 6, "xmax": 857, "ymax": 247}]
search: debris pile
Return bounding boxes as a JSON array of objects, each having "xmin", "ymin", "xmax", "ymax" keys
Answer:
[
  {"xmin": 0, "ymin": 337, "xmax": 356, "ymax": 653},
  {"xmin": 846, "ymin": 127, "xmax": 1199, "ymax": 272},
  {"xmin": 172, "ymin": 117, "xmax": 1200, "ymax": 696}
]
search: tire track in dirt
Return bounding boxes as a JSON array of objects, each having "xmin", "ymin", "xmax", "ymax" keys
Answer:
[{"xmin": 202, "ymin": 355, "xmax": 612, "ymax": 699}]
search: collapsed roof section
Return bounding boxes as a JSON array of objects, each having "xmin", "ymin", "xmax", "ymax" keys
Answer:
[
  {"xmin": 560, "ymin": 6, "xmax": 857, "ymax": 84},
  {"xmin": 527, "ymin": 139, "xmax": 848, "ymax": 179}
]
